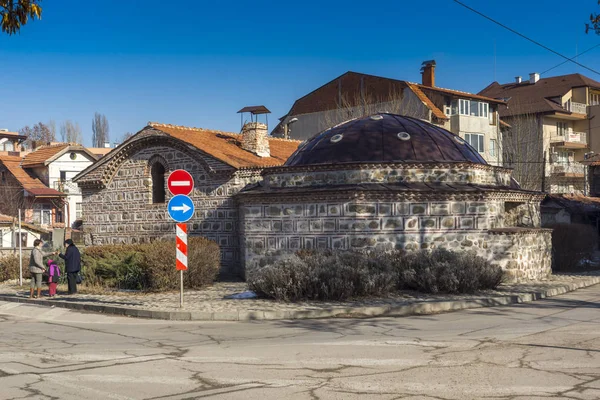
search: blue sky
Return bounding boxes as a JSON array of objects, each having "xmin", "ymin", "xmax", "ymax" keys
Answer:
[{"xmin": 1, "ymin": 0, "xmax": 599, "ymax": 146}]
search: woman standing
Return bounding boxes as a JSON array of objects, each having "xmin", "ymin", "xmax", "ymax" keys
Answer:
[
  {"xmin": 28, "ymin": 239, "xmax": 54, "ymax": 299},
  {"xmin": 59, "ymin": 239, "xmax": 81, "ymax": 295}
]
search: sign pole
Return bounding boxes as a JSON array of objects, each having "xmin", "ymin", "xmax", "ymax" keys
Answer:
[
  {"xmin": 167, "ymin": 170, "xmax": 194, "ymax": 310},
  {"xmin": 180, "ymin": 270, "xmax": 184, "ymax": 308}
]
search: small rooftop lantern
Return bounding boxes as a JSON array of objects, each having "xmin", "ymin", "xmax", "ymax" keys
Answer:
[{"xmin": 237, "ymin": 106, "xmax": 271, "ymax": 131}]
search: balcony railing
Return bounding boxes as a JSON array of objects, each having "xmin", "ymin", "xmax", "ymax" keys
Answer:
[
  {"xmin": 549, "ymin": 162, "xmax": 586, "ymax": 176},
  {"xmin": 565, "ymin": 101, "xmax": 588, "ymax": 114},
  {"xmin": 52, "ymin": 180, "xmax": 80, "ymax": 194},
  {"xmin": 550, "ymin": 131, "xmax": 588, "ymax": 146}
]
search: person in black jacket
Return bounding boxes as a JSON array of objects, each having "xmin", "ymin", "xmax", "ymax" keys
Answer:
[{"xmin": 59, "ymin": 239, "xmax": 81, "ymax": 294}]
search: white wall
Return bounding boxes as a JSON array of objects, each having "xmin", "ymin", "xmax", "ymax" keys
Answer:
[
  {"xmin": 48, "ymin": 150, "xmax": 96, "ymax": 227},
  {"xmin": 0, "ymin": 226, "xmax": 43, "ymax": 248},
  {"xmin": 453, "ymin": 112, "xmax": 502, "ymax": 166}
]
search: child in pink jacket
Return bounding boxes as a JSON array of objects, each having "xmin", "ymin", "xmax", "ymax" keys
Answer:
[{"xmin": 47, "ymin": 259, "xmax": 60, "ymax": 297}]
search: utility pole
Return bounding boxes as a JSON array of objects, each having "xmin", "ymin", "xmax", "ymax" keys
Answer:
[{"xmin": 18, "ymin": 209, "xmax": 22, "ymax": 286}]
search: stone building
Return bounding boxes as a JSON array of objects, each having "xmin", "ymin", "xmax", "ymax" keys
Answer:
[
  {"xmin": 75, "ymin": 113, "xmax": 551, "ymax": 282},
  {"xmin": 239, "ymin": 114, "xmax": 552, "ymax": 282},
  {"xmin": 73, "ymin": 122, "xmax": 300, "ymax": 276}
]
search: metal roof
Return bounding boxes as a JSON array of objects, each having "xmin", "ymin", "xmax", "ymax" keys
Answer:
[
  {"xmin": 284, "ymin": 113, "xmax": 487, "ymax": 167},
  {"xmin": 237, "ymin": 106, "xmax": 271, "ymax": 115}
]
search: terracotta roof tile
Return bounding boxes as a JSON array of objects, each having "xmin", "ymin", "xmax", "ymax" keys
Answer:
[
  {"xmin": 0, "ymin": 154, "xmax": 63, "ymax": 196},
  {"xmin": 150, "ymin": 123, "xmax": 301, "ymax": 169},
  {"xmin": 21, "ymin": 144, "xmax": 70, "ymax": 167},
  {"xmin": 406, "ymin": 83, "xmax": 448, "ymax": 120}
]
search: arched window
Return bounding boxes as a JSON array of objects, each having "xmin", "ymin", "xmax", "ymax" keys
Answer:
[{"xmin": 151, "ymin": 162, "xmax": 166, "ymax": 203}]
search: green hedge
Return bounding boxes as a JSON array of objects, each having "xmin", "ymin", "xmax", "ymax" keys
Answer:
[{"xmin": 81, "ymin": 237, "xmax": 221, "ymax": 291}]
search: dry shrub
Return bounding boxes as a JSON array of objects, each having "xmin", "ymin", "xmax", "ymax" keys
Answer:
[
  {"xmin": 248, "ymin": 248, "xmax": 504, "ymax": 301},
  {"xmin": 248, "ymin": 250, "xmax": 397, "ymax": 301},
  {"xmin": 551, "ymin": 223, "xmax": 598, "ymax": 271},
  {"xmin": 80, "ymin": 237, "xmax": 220, "ymax": 291},
  {"xmin": 0, "ymin": 254, "xmax": 20, "ymax": 282},
  {"xmin": 397, "ymin": 248, "xmax": 504, "ymax": 294}
]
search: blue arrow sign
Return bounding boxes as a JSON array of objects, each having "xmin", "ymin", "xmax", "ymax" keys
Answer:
[{"xmin": 168, "ymin": 194, "xmax": 195, "ymax": 223}]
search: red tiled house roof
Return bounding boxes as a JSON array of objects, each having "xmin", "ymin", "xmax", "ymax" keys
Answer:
[
  {"xmin": 0, "ymin": 154, "xmax": 64, "ymax": 197},
  {"xmin": 74, "ymin": 123, "xmax": 301, "ymax": 187}
]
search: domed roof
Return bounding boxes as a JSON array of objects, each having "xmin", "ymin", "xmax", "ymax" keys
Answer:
[{"xmin": 284, "ymin": 113, "xmax": 488, "ymax": 167}]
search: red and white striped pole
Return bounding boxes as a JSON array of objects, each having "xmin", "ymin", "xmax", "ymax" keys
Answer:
[{"xmin": 176, "ymin": 223, "xmax": 188, "ymax": 308}]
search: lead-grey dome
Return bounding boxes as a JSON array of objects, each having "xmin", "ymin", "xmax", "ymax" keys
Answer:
[{"xmin": 284, "ymin": 113, "xmax": 487, "ymax": 167}]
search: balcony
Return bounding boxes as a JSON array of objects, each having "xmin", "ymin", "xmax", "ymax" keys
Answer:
[
  {"xmin": 549, "ymin": 162, "xmax": 586, "ymax": 178},
  {"xmin": 550, "ymin": 131, "xmax": 588, "ymax": 149},
  {"xmin": 564, "ymin": 101, "xmax": 588, "ymax": 115},
  {"xmin": 52, "ymin": 180, "xmax": 80, "ymax": 194}
]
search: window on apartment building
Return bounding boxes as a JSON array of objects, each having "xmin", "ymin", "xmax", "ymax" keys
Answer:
[
  {"xmin": 451, "ymin": 100, "xmax": 459, "ymax": 115},
  {"xmin": 151, "ymin": 162, "xmax": 166, "ymax": 203},
  {"xmin": 556, "ymin": 122, "xmax": 568, "ymax": 136},
  {"xmin": 459, "ymin": 99, "xmax": 489, "ymax": 118},
  {"xmin": 76, "ymin": 202, "xmax": 82, "ymax": 219},
  {"xmin": 489, "ymin": 108, "xmax": 496, "ymax": 125},
  {"xmin": 554, "ymin": 151, "xmax": 573, "ymax": 164},
  {"xmin": 465, "ymin": 133, "xmax": 484, "ymax": 152},
  {"xmin": 591, "ymin": 93, "xmax": 600, "ymax": 106},
  {"xmin": 489, "ymin": 139, "xmax": 497, "ymax": 157},
  {"xmin": 60, "ymin": 171, "xmax": 67, "ymax": 182}
]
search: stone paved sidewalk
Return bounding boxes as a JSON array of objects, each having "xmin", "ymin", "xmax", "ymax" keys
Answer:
[{"xmin": 0, "ymin": 272, "xmax": 599, "ymax": 321}]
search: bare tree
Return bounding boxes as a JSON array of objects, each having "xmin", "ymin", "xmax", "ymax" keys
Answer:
[
  {"xmin": 0, "ymin": 185, "xmax": 31, "ymax": 220},
  {"xmin": 92, "ymin": 112, "xmax": 110, "ymax": 147},
  {"xmin": 499, "ymin": 113, "xmax": 545, "ymax": 191},
  {"xmin": 47, "ymin": 120, "xmax": 57, "ymax": 141},
  {"xmin": 60, "ymin": 120, "xmax": 82, "ymax": 144},
  {"xmin": 121, "ymin": 131, "xmax": 134, "ymax": 142},
  {"xmin": 320, "ymin": 86, "xmax": 430, "ymax": 136},
  {"xmin": 499, "ymin": 101, "xmax": 587, "ymax": 194},
  {"xmin": 20, "ymin": 122, "xmax": 55, "ymax": 149}
]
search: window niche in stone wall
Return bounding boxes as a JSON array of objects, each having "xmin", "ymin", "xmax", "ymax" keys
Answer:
[
  {"xmin": 504, "ymin": 201, "xmax": 537, "ymax": 227},
  {"xmin": 151, "ymin": 161, "xmax": 166, "ymax": 204}
]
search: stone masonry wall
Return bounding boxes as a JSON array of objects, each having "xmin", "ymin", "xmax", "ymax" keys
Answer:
[
  {"xmin": 239, "ymin": 197, "xmax": 551, "ymax": 282},
  {"xmin": 81, "ymin": 145, "xmax": 262, "ymax": 276},
  {"xmin": 265, "ymin": 164, "xmax": 512, "ymax": 188}
]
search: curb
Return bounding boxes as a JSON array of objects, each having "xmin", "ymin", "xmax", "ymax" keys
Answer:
[{"xmin": 1, "ymin": 276, "xmax": 599, "ymax": 321}]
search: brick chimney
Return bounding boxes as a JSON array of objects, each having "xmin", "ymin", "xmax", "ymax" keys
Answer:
[
  {"xmin": 420, "ymin": 60, "xmax": 436, "ymax": 87},
  {"xmin": 241, "ymin": 122, "xmax": 270, "ymax": 157}
]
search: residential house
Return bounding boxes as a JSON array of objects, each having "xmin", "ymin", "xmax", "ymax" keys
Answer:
[
  {"xmin": 479, "ymin": 73, "xmax": 600, "ymax": 194},
  {"xmin": 272, "ymin": 60, "xmax": 506, "ymax": 165},
  {"xmin": 73, "ymin": 120, "xmax": 300, "ymax": 276},
  {"xmin": 20, "ymin": 144, "xmax": 98, "ymax": 227},
  {"xmin": 0, "ymin": 129, "xmax": 26, "ymax": 152},
  {"xmin": 0, "ymin": 154, "xmax": 65, "ymax": 228},
  {"xmin": 0, "ymin": 213, "xmax": 49, "ymax": 254}
]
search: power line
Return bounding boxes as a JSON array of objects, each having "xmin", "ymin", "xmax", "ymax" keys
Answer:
[
  {"xmin": 541, "ymin": 44, "xmax": 600, "ymax": 75},
  {"xmin": 453, "ymin": 0, "xmax": 600, "ymax": 76}
]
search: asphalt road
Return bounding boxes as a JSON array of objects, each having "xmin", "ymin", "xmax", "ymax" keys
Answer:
[{"xmin": 1, "ymin": 285, "xmax": 599, "ymax": 400}]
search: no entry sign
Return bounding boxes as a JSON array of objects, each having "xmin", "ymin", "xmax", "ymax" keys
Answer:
[{"xmin": 168, "ymin": 169, "xmax": 194, "ymax": 196}]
